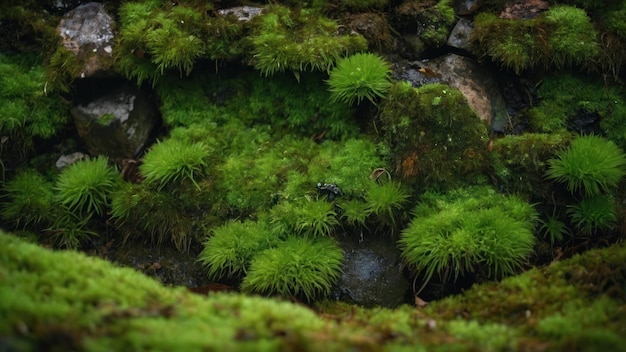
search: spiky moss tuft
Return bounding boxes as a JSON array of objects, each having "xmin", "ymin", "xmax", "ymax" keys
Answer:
[
  {"xmin": 241, "ymin": 236, "xmax": 343, "ymax": 301},
  {"xmin": 269, "ymin": 198, "xmax": 340, "ymax": 238},
  {"xmin": 380, "ymin": 82, "xmax": 489, "ymax": 190},
  {"xmin": 0, "ymin": 54, "xmax": 68, "ymax": 162},
  {"xmin": 198, "ymin": 220, "xmax": 280, "ymax": 280},
  {"xmin": 140, "ymin": 138, "xmax": 209, "ymax": 191},
  {"xmin": 490, "ymin": 132, "xmax": 573, "ymax": 200},
  {"xmin": 54, "ymin": 156, "xmax": 120, "ymax": 218},
  {"xmin": 1, "ymin": 169, "xmax": 54, "ymax": 230},
  {"xmin": 364, "ymin": 180, "xmax": 410, "ymax": 230},
  {"xmin": 567, "ymin": 194, "xmax": 617, "ymax": 236},
  {"xmin": 471, "ymin": 6, "xmax": 599, "ymax": 73},
  {"xmin": 546, "ymin": 135, "xmax": 626, "ymax": 196},
  {"xmin": 399, "ymin": 186, "xmax": 537, "ymax": 291},
  {"xmin": 248, "ymin": 5, "xmax": 368, "ymax": 76},
  {"xmin": 326, "ymin": 52, "xmax": 393, "ymax": 106}
]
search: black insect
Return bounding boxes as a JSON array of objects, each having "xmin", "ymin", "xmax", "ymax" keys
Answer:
[{"xmin": 316, "ymin": 182, "xmax": 343, "ymax": 201}]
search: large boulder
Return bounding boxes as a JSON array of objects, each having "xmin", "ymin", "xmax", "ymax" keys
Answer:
[
  {"xmin": 70, "ymin": 82, "xmax": 160, "ymax": 162},
  {"xmin": 57, "ymin": 2, "xmax": 116, "ymax": 78}
]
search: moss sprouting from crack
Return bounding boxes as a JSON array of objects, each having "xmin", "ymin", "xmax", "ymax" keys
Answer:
[
  {"xmin": 379, "ymin": 82, "xmax": 490, "ymax": 191},
  {"xmin": 2, "ymin": 230, "xmax": 626, "ymax": 350}
]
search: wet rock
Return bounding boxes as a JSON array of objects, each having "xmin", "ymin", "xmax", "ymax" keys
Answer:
[
  {"xmin": 446, "ymin": 17, "xmax": 473, "ymax": 51},
  {"xmin": 70, "ymin": 82, "xmax": 160, "ymax": 162},
  {"xmin": 44, "ymin": 0, "xmax": 85, "ymax": 16},
  {"xmin": 393, "ymin": 54, "xmax": 508, "ymax": 131},
  {"xmin": 217, "ymin": 6, "xmax": 263, "ymax": 21},
  {"xmin": 334, "ymin": 234, "xmax": 410, "ymax": 308},
  {"xmin": 453, "ymin": 0, "xmax": 484, "ymax": 15},
  {"xmin": 57, "ymin": 2, "xmax": 116, "ymax": 78}
]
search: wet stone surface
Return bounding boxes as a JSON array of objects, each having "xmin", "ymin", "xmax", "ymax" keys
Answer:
[{"xmin": 334, "ymin": 232, "xmax": 411, "ymax": 308}]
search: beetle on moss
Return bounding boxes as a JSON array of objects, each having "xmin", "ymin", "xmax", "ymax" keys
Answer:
[{"xmin": 317, "ymin": 183, "xmax": 343, "ymax": 201}]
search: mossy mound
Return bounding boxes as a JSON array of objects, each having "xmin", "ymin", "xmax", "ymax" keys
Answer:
[{"xmin": 2, "ymin": 231, "xmax": 625, "ymax": 350}]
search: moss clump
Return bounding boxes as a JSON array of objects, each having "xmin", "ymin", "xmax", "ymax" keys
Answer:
[
  {"xmin": 399, "ymin": 186, "xmax": 537, "ymax": 293},
  {"xmin": 527, "ymin": 74, "xmax": 626, "ymax": 138},
  {"xmin": 326, "ymin": 52, "xmax": 393, "ymax": 106},
  {"xmin": 380, "ymin": 82, "xmax": 490, "ymax": 191},
  {"xmin": 1, "ymin": 169, "xmax": 54, "ymax": 230},
  {"xmin": 241, "ymin": 236, "xmax": 344, "ymax": 301},
  {"xmin": 248, "ymin": 5, "xmax": 368, "ymax": 76},
  {"xmin": 490, "ymin": 132, "xmax": 573, "ymax": 200},
  {"xmin": 546, "ymin": 134, "xmax": 626, "ymax": 197},
  {"xmin": 0, "ymin": 54, "xmax": 69, "ymax": 162},
  {"xmin": 198, "ymin": 220, "xmax": 280, "ymax": 280},
  {"xmin": 471, "ymin": 6, "xmax": 599, "ymax": 73}
]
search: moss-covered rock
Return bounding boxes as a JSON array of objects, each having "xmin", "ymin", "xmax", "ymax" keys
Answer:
[{"xmin": 1, "ymin": 230, "xmax": 625, "ymax": 350}]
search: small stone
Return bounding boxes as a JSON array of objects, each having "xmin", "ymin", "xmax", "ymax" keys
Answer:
[{"xmin": 56, "ymin": 152, "xmax": 89, "ymax": 169}]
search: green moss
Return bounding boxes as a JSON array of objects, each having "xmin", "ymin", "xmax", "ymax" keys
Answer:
[
  {"xmin": 527, "ymin": 74, "xmax": 625, "ymax": 137},
  {"xmin": 326, "ymin": 52, "xmax": 393, "ymax": 106},
  {"xmin": 2, "ymin": 231, "xmax": 626, "ymax": 350},
  {"xmin": 198, "ymin": 220, "xmax": 280, "ymax": 280},
  {"xmin": 471, "ymin": 6, "xmax": 600, "ymax": 73},
  {"xmin": 248, "ymin": 5, "xmax": 368, "ymax": 76},
  {"xmin": 546, "ymin": 134, "xmax": 626, "ymax": 196},
  {"xmin": 0, "ymin": 54, "xmax": 69, "ymax": 161},
  {"xmin": 1, "ymin": 169, "xmax": 54, "ymax": 230},
  {"xmin": 399, "ymin": 186, "xmax": 537, "ymax": 293},
  {"xmin": 490, "ymin": 132, "xmax": 573, "ymax": 199},
  {"xmin": 241, "ymin": 236, "xmax": 344, "ymax": 301},
  {"xmin": 140, "ymin": 138, "xmax": 209, "ymax": 191},
  {"xmin": 380, "ymin": 82, "xmax": 490, "ymax": 191},
  {"xmin": 567, "ymin": 194, "xmax": 617, "ymax": 236},
  {"xmin": 419, "ymin": 0, "xmax": 456, "ymax": 47},
  {"xmin": 54, "ymin": 156, "xmax": 120, "ymax": 218}
]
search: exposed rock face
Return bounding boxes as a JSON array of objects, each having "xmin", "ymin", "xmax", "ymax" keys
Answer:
[
  {"xmin": 500, "ymin": 0, "xmax": 550, "ymax": 19},
  {"xmin": 392, "ymin": 54, "xmax": 508, "ymax": 132},
  {"xmin": 446, "ymin": 17, "xmax": 473, "ymax": 51},
  {"xmin": 70, "ymin": 83, "xmax": 160, "ymax": 162},
  {"xmin": 334, "ymin": 234, "xmax": 410, "ymax": 308},
  {"xmin": 453, "ymin": 0, "xmax": 484, "ymax": 15},
  {"xmin": 217, "ymin": 6, "xmax": 263, "ymax": 21},
  {"xmin": 57, "ymin": 2, "xmax": 115, "ymax": 78}
]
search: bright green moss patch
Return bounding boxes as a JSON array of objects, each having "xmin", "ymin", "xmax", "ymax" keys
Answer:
[{"xmin": 2, "ymin": 232, "xmax": 626, "ymax": 350}]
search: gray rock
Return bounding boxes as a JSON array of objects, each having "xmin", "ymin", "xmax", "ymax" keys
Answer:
[
  {"xmin": 56, "ymin": 152, "xmax": 89, "ymax": 169},
  {"xmin": 334, "ymin": 234, "xmax": 410, "ymax": 308},
  {"xmin": 70, "ymin": 83, "xmax": 160, "ymax": 162},
  {"xmin": 453, "ymin": 0, "xmax": 484, "ymax": 15},
  {"xmin": 393, "ymin": 54, "xmax": 508, "ymax": 132},
  {"xmin": 57, "ymin": 2, "xmax": 115, "ymax": 78},
  {"xmin": 217, "ymin": 6, "xmax": 263, "ymax": 21},
  {"xmin": 447, "ymin": 17, "xmax": 474, "ymax": 51}
]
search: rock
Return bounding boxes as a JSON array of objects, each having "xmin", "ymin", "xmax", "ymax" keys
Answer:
[
  {"xmin": 345, "ymin": 13, "xmax": 396, "ymax": 52},
  {"xmin": 393, "ymin": 54, "xmax": 508, "ymax": 131},
  {"xmin": 500, "ymin": 0, "xmax": 550, "ymax": 19},
  {"xmin": 57, "ymin": 2, "xmax": 116, "ymax": 78},
  {"xmin": 217, "ymin": 6, "xmax": 263, "ymax": 21},
  {"xmin": 56, "ymin": 152, "xmax": 89, "ymax": 169},
  {"xmin": 453, "ymin": 0, "xmax": 484, "ymax": 15},
  {"xmin": 70, "ymin": 82, "xmax": 160, "ymax": 162},
  {"xmin": 44, "ymin": 0, "xmax": 85, "ymax": 16},
  {"xmin": 334, "ymin": 234, "xmax": 410, "ymax": 308},
  {"xmin": 446, "ymin": 17, "xmax": 473, "ymax": 51}
]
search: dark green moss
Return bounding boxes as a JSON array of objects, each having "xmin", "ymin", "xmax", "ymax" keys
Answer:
[{"xmin": 379, "ymin": 82, "xmax": 490, "ymax": 191}]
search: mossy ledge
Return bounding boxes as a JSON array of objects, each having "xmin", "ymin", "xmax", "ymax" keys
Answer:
[{"xmin": 1, "ymin": 231, "xmax": 624, "ymax": 350}]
